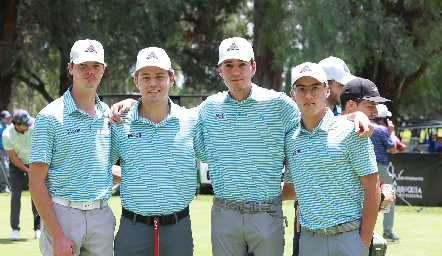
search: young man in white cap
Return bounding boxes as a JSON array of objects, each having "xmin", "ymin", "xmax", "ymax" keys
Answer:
[
  {"xmin": 2, "ymin": 109, "xmax": 39, "ymax": 240},
  {"xmin": 111, "ymin": 47, "xmax": 199, "ymax": 256},
  {"xmin": 0, "ymin": 110, "xmax": 12, "ymax": 193},
  {"xmin": 284, "ymin": 62, "xmax": 380, "ymax": 256},
  {"xmin": 109, "ymin": 37, "xmax": 373, "ymax": 256},
  {"xmin": 318, "ymin": 56, "xmax": 357, "ymax": 115},
  {"xmin": 372, "ymin": 104, "xmax": 401, "ymax": 242},
  {"xmin": 29, "ymin": 39, "xmax": 116, "ymax": 255}
]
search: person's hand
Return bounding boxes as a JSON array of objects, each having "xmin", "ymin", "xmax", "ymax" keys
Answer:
[
  {"xmin": 348, "ymin": 111, "xmax": 374, "ymax": 138},
  {"xmin": 52, "ymin": 235, "xmax": 75, "ymax": 256},
  {"xmin": 109, "ymin": 99, "xmax": 136, "ymax": 124},
  {"xmin": 387, "ymin": 118, "xmax": 395, "ymax": 135},
  {"xmin": 381, "ymin": 190, "xmax": 395, "ymax": 206}
]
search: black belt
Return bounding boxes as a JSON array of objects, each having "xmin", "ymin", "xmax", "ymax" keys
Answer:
[{"xmin": 122, "ymin": 206, "xmax": 189, "ymax": 226}]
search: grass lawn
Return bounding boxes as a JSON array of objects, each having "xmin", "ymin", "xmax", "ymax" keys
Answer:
[{"xmin": 1, "ymin": 192, "xmax": 441, "ymax": 255}]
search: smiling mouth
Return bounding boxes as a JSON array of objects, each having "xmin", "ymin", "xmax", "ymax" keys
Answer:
[{"xmin": 148, "ymin": 90, "xmax": 160, "ymax": 93}]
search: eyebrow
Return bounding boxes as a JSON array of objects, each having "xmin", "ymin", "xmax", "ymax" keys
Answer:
[
  {"xmin": 294, "ymin": 82, "xmax": 323, "ymax": 87},
  {"xmin": 140, "ymin": 72, "xmax": 166, "ymax": 76}
]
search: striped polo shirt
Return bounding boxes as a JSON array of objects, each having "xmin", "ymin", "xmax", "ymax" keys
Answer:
[
  {"xmin": 110, "ymin": 99, "xmax": 198, "ymax": 216},
  {"xmin": 284, "ymin": 110, "xmax": 377, "ymax": 229},
  {"xmin": 30, "ymin": 88, "xmax": 112, "ymax": 202},
  {"xmin": 371, "ymin": 120, "xmax": 395, "ymax": 164},
  {"xmin": 2, "ymin": 124, "xmax": 33, "ymax": 164},
  {"xmin": 194, "ymin": 84, "xmax": 300, "ymax": 201}
]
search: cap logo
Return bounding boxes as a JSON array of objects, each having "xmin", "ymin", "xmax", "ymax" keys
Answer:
[
  {"xmin": 371, "ymin": 86, "xmax": 378, "ymax": 92},
  {"xmin": 227, "ymin": 43, "xmax": 240, "ymax": 51},
  {"xmin": 300, "ymin": 65, "xmax": 312, "ymax": 73},
  {"xmin": 343, "ymin": 64, "xmax": 350, "ymax": 73},
  {"xmin": 146, "ymin": 51, "xmax": 158, "ymax": 60},
  {"xmin": 85, "ymin": 45, "xmax": 97, "ymax": 53},
  {"xmin": 23, "ymin": 117, "xmax": 29, "ymax": 122}
]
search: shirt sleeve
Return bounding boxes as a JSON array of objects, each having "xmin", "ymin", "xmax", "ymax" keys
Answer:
[
  {"xmin": 110, "ymin": 123, "xmax": 120, "ymax": 166},
  {"xmin": 2, "ymin": 127, "xmax": 13, "ymax": 151},
  {"xmin": 193, "ymin": 107, "xmax": 207, "ymax": 162},
  {"xmin": 381, "ymin": 127, "xmax": 396, "ymax": 149},
  {"xmin": 284, "ymin": 131, "xmax": 295, "ymax": 183},
  {"xmin": 30, "ymin": 113, "xmax": 55, "ymax": 165},
  {"xmin": 346, "ymin": 133, "xmax": 378, "ymax": 177},
  {"xmin": 279, "ymin": 93, "xmax": 301, "ymax": 133}
]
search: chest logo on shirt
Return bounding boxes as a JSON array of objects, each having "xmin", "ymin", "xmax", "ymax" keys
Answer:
[
  {"xmin": 215, "ymin": 113, "xmax": 227, "ymax": 119},
  {"xmin": 127, "ymin": 132, "xmax": 142, "ymax": 138},
  {"xmin": 67, "ymin": 128, "xmax": 81, "ymax": 135},
  {"xmin": 293, "ymin": 149, "xmax": 301, "ymax": 155}
]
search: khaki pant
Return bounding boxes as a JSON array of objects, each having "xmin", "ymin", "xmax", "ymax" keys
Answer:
[
  {"xmin": 211, "ymin": 203, "xmax": 285, "ymax": 256},
  {"xmin": 39, "ymin": 201, "xmax": 115, "ymax": 256}
]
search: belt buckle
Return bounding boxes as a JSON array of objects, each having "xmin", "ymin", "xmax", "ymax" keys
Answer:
[
  {"xmin": 323, "ymin": 226, "xmax": 336, "ymax": 235},
  {"xmin": 82, "ymin": 202, "xmax": 93, "ymax": 210}
]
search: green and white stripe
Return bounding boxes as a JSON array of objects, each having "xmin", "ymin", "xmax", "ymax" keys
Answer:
[
  {"xmin": 30, "ymin": 88, "xmax": 112, "ymax": 202},
  {"xmin": 194, "ymin": 84, "xmax": 300, "ymax": 201}
]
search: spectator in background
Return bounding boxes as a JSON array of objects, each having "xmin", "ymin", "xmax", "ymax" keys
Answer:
[
  {"xmin": 371, "ymin": 103, "xmax": 401, "ymax": 242},
  {"xmin": 426, "ymin": 131, "xmax": 439, "ymax": 153},
  {"xmin": 2, "ymin": 109, "xmax": 39, "ymax": 241},
  {"xmin": 0, "ymin": 110, "xmax": 12, "ymax": 193}
]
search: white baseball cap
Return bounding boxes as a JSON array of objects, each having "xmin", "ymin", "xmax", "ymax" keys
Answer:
[
  {"xmin": 292, "ymin": 62, "xmax": 328, "ymax": 84},
  {"xmin": 218, "ymin": 37, "xmax": 254, "ymax": 65},
  {"xmin": 318, "ymin": 56, "xmax": 356, "ymax": 85},
  {"xmin": 376, "ymin": 104, "xmax": 392, "ymax": 118},
  {"xmin": 132, "ymin": 47, "xmax": 171, "ymax": 76},
  {"xmin": 70, "ymin": 39, "xmax": 106, "ymax": 66}
]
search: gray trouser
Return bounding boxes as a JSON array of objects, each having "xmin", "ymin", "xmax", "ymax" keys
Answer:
[
  {"xmin": 300, "ymin": 228, "xmax": 368, "ymax": 256},
  {"xmin": 0, "ymin": 148, "xmax": 9, "ymax": 191},
  {"xmin": 40, "ymin": 201, "xmax": 116, "ymax": 256},
  {"xmin": 114, "ymin": 214, "xmax": 193, "ymax": 256},
  {"xmin": 377, "ymin": 162, "xmax": 395, "ymax": 235},
  {"xmin": 211, "ymin": 203, "xmax": 285, "ymax": 256},
  {"xmin": 10, "ymin": 162, "xmax": 38, "ymax": 231}
]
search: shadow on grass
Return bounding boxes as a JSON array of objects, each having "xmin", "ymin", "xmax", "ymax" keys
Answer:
[{"xmin": 0, "ymin": 238, "xmax": 31, "ymax": 244}]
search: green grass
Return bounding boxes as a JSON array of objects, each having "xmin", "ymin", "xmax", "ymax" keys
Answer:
[{"xmin": 1, "ymin": 192, "xmax": 441, "ymax": 255}]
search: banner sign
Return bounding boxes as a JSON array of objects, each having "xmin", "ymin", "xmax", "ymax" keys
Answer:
[{"xmin": 388, "ymin": 153, "xmax": 442, "ymax": 206}]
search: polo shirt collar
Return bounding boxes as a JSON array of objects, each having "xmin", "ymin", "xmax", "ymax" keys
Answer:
[
  {"xmin": 63, "ymin": 86, "xmax": 106, "ymax": 117},
  {"xmin": 128, "ymin": 97, "xmax": 176, "ymax": 122},
  {"xmin": 301, "ymin": 108, "xmax": 334, "ymax": 134},
  {"xmin": 224, "ymin": 83, "xmax": 259, "ymax": 103}
]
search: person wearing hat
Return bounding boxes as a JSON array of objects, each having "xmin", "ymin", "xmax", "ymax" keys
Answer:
[
  {"xmin": 109, "ymin": 37, "xmax": 373, "ymax": 256},
  {"xmin": 425, "ymin": 130, "xmax": 439, "ymax": 152},
  {"xmin": 318, "ymin": 56, "xmax": 357, "ymax": 116},
  {"xmin": 340, "ymin": 77, "xmax": 391, "ymax": 120},
  {"xmin": 371, "ymin": 104, "xmax": 402, "ymax": 242},
  {"xmin": 0, "ymin": 110, "xmax": 12, "ymax": 193},
  {"xmin": 111, "ymin": 47, "xmax": 199, "ymax": 256},
  {"xmin": 2, "ymin": 109, "xmax": 40, "ymax": 240},
  {"xmin": 340, "ymin": 78, "xmax": 401, "ymax": 243},
  {"xmin": 29, "ymin": 39, "xmax": 116, "ymax": 255},
  {"xmin": 284, "ymin": 62, "xmax": 379, "ymax": 256}
]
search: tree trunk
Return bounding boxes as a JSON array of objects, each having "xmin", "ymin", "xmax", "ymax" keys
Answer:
[
  {"xmin": 252, "ymin": 0, "xmax": 283, "ymax": 91},
  {"xmin": 0, "ymin": 0, "xmax": 19, "ymax": 110}
]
